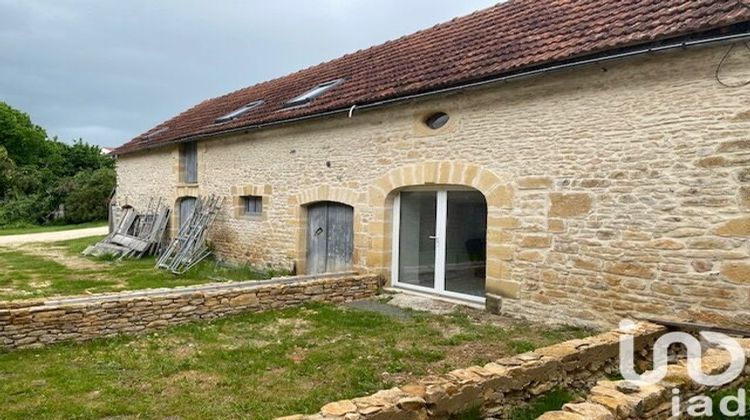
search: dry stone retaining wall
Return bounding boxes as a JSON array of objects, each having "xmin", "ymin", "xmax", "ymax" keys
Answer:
[
  {"xmin": 280, "ymin": 322, "xmax": 666, "ymax": 420},
  {"xmin": 0, "ymin": 273, "xmax": 380, "ymax": 349}
]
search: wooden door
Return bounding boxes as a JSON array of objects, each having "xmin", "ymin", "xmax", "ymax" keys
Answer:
[
  {"xmin": 179, "ymin": 197, "xmax": 196, "ymax": 229},
  {"xmin": 306, "ymin": 202, "xmax": 353, "ymax": 274}
]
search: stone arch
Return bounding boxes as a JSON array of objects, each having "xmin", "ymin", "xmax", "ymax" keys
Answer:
[
  {"xmin": 289, "ymin": 186, "xmax": 366, "ymax": 275},
  {"xmin": 365, "ymin": 161, "xmax": 519, "ymax": 301},
  {"xmin": 293, "ymin": 185, "xmax": 362, "ymax": 208}
]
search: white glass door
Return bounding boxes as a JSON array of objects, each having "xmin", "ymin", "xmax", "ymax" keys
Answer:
[
  {"xmin": 392, "ymin": 188, "xmax": 487, "ymax": 303},
  {"xmin": 396, "ymin": 191, "xmax": 437, "ymax": 289}
]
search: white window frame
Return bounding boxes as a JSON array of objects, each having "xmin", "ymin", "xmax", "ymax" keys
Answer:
[
  {"xmin": 285, "ymin": 79, "xmax": 344, "ymax": 107},
  {"xmin": 390, "ymin": 187, "xmax": 486, "ymax": 304},
  {"xmin": 215, "ymin": 100, "xmax": 264, "ymax": 124}
]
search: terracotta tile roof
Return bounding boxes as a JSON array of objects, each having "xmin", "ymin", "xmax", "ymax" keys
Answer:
[{"xmin": 115, "ymin": 0, "xmax": 750, "ymax": 154}]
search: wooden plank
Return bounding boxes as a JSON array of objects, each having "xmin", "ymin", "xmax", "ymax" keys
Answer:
[
  {"xmin": 115, "ymin": 209, "xmax": 136, "ymax": 235},
  {"xmin": 110, "ymin": 234, "xmax": 150, "ymax": 252},
  {"xmin": 83, "ymin": 242, "xmax": 130, "ymax": 257},
  {"xmin": 306, "ymin": 204, "xmax": 328, "ymax": 275},
  {"xmin": 644, "ymin": 318, "xmax": 750, "ymax": 337},
  {"xmin": 325, "ymin": 203, "xmax": 354, "ymax": 273}
]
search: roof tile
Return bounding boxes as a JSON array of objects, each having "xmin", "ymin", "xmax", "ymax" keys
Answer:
[{"xmin": 115, "ymin": 0, "xmax": 750, "ymax": 154}]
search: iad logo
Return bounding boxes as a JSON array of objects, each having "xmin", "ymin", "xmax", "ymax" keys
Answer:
[
  {"xmin": 619, "ymin": 319, "xmax": 748, "ymax": 417},
  {"xmin": 619, "ymin": 319, "xmax": 745, "ymax": 386}
]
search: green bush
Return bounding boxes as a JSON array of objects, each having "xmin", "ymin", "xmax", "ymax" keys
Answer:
[
  {"xmin": 0, "ymin": 194, "xmax": 53, "ymax": 225},
  {"xmin": 62, "ymin": 168, "xmax": 116, "ymax": 224}
]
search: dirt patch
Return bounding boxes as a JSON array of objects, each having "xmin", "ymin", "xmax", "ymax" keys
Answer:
[
  {"xmin": 167, "ymin": 370, "xmax": 222, "ymax": 387},
  {"xmin": 383, "ymin": 340, "xmax": 513, "ymax": 386},
  {"xmin": 161, "ymin": 370, "xmax": 224, "ymax": 398},
  {"xmin": 289, "ymin": 346, "xmax": 307, "ymax": 364},
  {"xmin": 210, "ymin": 332, "xmax": 274, "ymax": 351},
  {"xmin": 440, "ymin": 324, "xmax": 465, "ymax": 339},
  {"xmin": 172, "ymin": 344, "xmax": 197, "ymax": 360},
  {"xmin": 14, "ymin": 244, "xmax": 104, "ymax": 271},
  {"xmin": 131, "ymin": 336, "xmax": 201, "ymax": 360},
  {"xmin": 28, "ymin": 281, "xmax": 52, "ymax": 289},
  {"xmin": 440, "ymin": 341, "xmax": 510, "ymax": 371},
  {"xmin": 261, "ymin": 317, "xmax": 311, "ymax": 337},
  {"xmin": 247, "ymin": 338, "xmax": 272, "ymax": 348},
  {"xmin": 299, "ymin": 307, "xmax": 319, "ymax": 317},
  {"xmin": 0, "ymin": 288, "xmax": 33, "ymax": 297},
  {"xmin": 451, "ymin": 305, "xmax": 527, "ymax": 329}
]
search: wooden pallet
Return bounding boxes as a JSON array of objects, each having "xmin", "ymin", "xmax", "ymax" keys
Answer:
[{"xmin": 83, "ymin": 199, "xmax": 171, "ymax": 260}]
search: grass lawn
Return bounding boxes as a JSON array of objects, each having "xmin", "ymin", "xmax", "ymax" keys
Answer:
[
  {"xmin": 0, "ymin": 303, "xmax": 591, "ymax": 419},
  {"xmin": 0, "ymin": 221, "xmax": 108, "ymax": 236},
  {"xmin": 455, "ymin": 388, "xmax": 577, "ymax": 420},
  {"xmin": 705, "ymin": 380, "xmax": 750, "ymax": 420},
  {"xmin": 508, "ymin": 389, "xmax": 577, "ymax": 419},
  {"xmin": 0, "ymin": 236, "xmax": 288, "ymax": 301}
]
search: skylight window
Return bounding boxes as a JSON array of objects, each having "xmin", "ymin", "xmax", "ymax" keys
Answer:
[
  {"xmin": 145, "ymin": 126, "xmax": 169, "ymax": 139},
  {"xmin": 285, "ymin": 79, "xmax": 345, "ymax": 107},
  {"xmin": 215, "ymin": 100, "xmax": 264, "ymax": 123}
]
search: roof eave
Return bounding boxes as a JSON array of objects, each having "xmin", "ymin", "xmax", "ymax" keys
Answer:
[{"xmin": 114, "ymin": 29, "xmax": 750, "ymax": 157}]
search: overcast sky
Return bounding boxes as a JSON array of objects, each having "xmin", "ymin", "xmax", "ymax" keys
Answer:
[{"xmin": 0, "ymin": 0, "xmax": 497, "ymax": 148}]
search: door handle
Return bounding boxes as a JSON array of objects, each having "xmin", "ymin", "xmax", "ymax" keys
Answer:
[{"xmin": 429, "ymin": 235, "xmax": 438, "ymax": 239}]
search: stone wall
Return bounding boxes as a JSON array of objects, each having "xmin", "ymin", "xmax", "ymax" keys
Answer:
[
  {"xmin": 0, "ymin": 274, "xmax": 380, "ymax": 349},
  {"xmin": 541, "ymin": 337, "xmax": 750, "ymax": 419},
  {"xmin": 117, "ymin": 43, "xmax": 750, "ymax": 329},
  {"xmin": 278, "ymin": 322, "xmax": 666, "ymax": 420}
]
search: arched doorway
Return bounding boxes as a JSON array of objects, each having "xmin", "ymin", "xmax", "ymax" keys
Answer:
[
  {"xmin": 306, "ymin": 201, "xmax": 354, "ymax": 275},
  {"xmin": 392, "ymin": 187, "xmax": 487, "ymax": 301}
]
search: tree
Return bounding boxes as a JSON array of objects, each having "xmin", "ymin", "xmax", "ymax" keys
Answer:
[
  {"xmin": 0, "ymin": 146, "xmax": 15, "ymax": 199},
  {"xmin": 0, "ymin": 102, "xmax": 52, "ymax": 167},
  {"xmin": 0, "ymin": 101, "xmax": 117, "ymax": 226},
  {"xmin": 61, "ymin": 139, "xmax": 114, "ymax": 175},
  {"xmin": 63, "ymin": 168, "xmax": 116, "ymax": 224}
]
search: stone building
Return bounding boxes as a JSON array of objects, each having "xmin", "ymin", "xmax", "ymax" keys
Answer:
[{"xmin": 114, "ymin": 1, "xmax": 750, "ymax": 328}]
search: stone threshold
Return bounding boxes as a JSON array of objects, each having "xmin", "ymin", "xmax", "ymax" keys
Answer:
[{"xmin": 382, "ymin": 287, "xmax": 485, "ymax": 311}]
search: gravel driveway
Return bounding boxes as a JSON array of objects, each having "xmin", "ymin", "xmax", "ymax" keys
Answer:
[{"xmin": 0, "ymin": 226, "xmax": 109, "ymax": 246}]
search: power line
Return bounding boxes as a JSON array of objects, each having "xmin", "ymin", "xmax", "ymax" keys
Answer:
[{"xmin": 715, "ymin": 42, "xmax": 750, "ymax": 88}]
